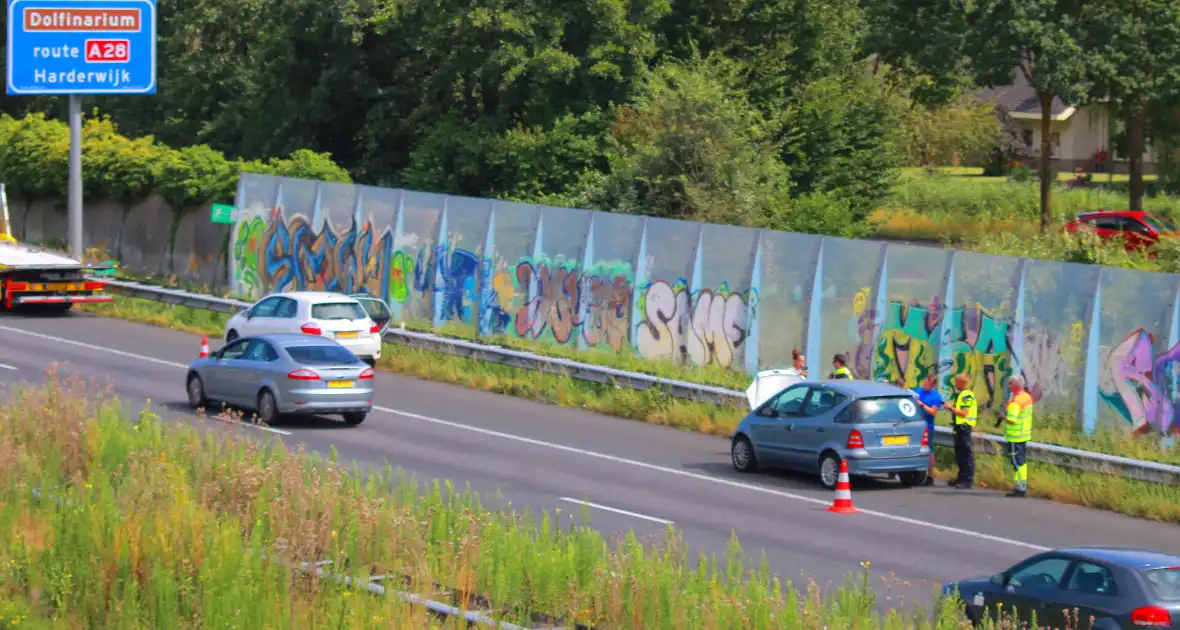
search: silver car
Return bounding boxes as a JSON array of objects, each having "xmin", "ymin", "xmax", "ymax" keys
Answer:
[
  {"xmin": 730, "ymin": 380, "xmax": 931, "ymax": 489},
  {"xmin": 186, "ymin": 334, "xmax": 374, "ymax": 426}
]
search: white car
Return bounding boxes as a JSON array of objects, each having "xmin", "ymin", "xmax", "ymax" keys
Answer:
[{"xmin": 224, "ymin": 291, "xmax": 382, "ymax": 364}]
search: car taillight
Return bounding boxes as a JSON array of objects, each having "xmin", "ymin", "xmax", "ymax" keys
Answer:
[
  {"xmin": 84, "ymin": 281, "xmax": 104, "ymax": 291},
  {"xmin": 300, "ymin": 324, "xmax": 322, "ymax": 335},
  {"xmin": 1131, "ymin": 606, "xmax": 1171, "ymax": 627},
  {"xmin": 370, "ymin": 323, "xmax": 380, "ymax": 334},
  {"xmin": 358, "ymin": 368, "xmax": 374, "ymax": 380},
  {"xmin": 287, "ymin": 369, "xmax": 320, "ymax": 381},
  {"xmin": 921, "ymin": 427, "xmax": 929, "ymax": 446},
  {"xmin": 847, "ymin": 429, "xmax": 864, "ymax": 449},
  {"xmin": 6, "ymin": 281, "xmax": 28, "ymax": 291}
]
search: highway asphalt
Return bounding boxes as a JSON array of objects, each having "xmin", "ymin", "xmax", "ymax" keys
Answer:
[{"xmin": 2, "ymin": 311, "xmax": 1178, "ymax": 610}]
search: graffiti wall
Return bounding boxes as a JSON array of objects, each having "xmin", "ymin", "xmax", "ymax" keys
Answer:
[{"xmin": 231, "ymin": 173, "xmax": 1180, "ymax": 437}]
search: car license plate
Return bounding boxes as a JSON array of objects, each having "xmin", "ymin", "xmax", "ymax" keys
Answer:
[
  {"xmin": 881, "ymin": 435, "xmax": 909, "ymax": 446},
  {"xmin": 336, "ymin": 331, "xmax": 359, "ymax": 339},
  {"xmin": 327, "ymin": 380, "xmax": 354, "ymax": 389}
]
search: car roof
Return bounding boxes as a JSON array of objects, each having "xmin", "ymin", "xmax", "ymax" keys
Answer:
[
  {"xmin": 269, "ymin": 291, "xmax": 361, "ymax": 303},
  {"xmin": 1054, "ymin": 547, "xmax": 1180, "ymax": 571},
  {"xmin": 1076, "ymin": 209, "xmax": 1153, "ymax": 219},
  {"xmin": 809, "ymin": 379, "xmax": 914, "ymax": 397},
  {"xmin": 243, "ymin": 333, "xmax": 346, "ymax": 347}
]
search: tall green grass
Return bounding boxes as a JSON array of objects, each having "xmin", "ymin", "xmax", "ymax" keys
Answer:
[{"xmin": 0, "ymin": 371, "xmax": 1123, "ymax": 629}]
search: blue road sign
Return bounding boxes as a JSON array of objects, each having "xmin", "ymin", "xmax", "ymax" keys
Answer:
[{"xmin": 6, "ymin": 0, "xmax": 157, "ymax": 95}]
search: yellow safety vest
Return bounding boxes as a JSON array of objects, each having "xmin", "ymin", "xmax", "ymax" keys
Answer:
[
  {"xmin": 1005, "ymin": 391, "xmax": 1034, "ymax": 443},
  {"xmin": 833, "ymin": 366, "xmax": 853, "ymax": 379},
  {"xmin": 954, "ymin": 389, "xmax": 978, "ymax": 427}
]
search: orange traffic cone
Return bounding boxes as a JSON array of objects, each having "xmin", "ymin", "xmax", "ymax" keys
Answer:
[
  {"xmin": 827, "ymin": 459, "xmax": 857, "ymax": 514},
  {"xmin": 199, "ymin": 335, "xmax": 209, "ymax": 358}
]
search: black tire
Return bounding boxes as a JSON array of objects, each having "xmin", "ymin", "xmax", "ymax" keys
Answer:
[
  {"xmin": 342, "ymin": 412, "xmax": 367, "ymax": 426},
  {"xmin": 186, "ymin": 373, "xmax": 208, "ymax": 409},
  {"xmin": 819, "ymin": 451, "xmax": 842, "ymax": 490},
  {"xmin": 256, "ymin": 389, "xmax": 279, "ymax": 425},
  {"xmin": 225, "ymin": 329, "xmax": 239, "ymax": 343},
  {"xmin": 898, "ymin": 470, "xmax": 928, "ymax": 488},
  {"xmin": 731, "ymin": 435, "xmax": 760, "ymax": 472}
]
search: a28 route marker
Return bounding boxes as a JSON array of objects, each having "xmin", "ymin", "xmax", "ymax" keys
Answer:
[{"xmin": 6, "ymin": 0, "xmax": 158, "ymax": 259}]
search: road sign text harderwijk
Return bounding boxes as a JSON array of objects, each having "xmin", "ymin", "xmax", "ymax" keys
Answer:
[{"xmin": 6, "ymin": 0, "xmax": 157, "ymax": 95}]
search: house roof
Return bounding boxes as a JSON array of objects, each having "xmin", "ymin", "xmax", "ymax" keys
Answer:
[{"xmin": 971, "ymin": 71, "xmax": 1077, "ymax": 121}]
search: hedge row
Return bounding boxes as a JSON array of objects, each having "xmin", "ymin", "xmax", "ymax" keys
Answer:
[{"xmin": 0, "ymin": 112, "xmax": 351, "ymax": 210}]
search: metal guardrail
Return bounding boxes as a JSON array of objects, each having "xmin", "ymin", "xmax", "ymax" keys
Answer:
[{"xmin": 93, "ymin": 278, "xmax": 1180, "ymax": 486}]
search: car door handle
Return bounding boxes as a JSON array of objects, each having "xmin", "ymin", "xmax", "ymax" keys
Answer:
[{"xmin": 816, "ymin": 427, "xmax": 825, "ymax": 432}]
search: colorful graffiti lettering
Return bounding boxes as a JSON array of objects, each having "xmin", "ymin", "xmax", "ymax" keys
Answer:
[
  {"xmin": 861, "ymin": 298, "xmax": 1012, "ymax": 411},
  {"xmin": 412, "ymin": 244, "xmax": 481, "ymax": 325},
  {"xmin": 635, "ymin": 279, "xmax": 758, "ymax": 369},
  {"xmin": 1099, "ymin": 329, "xmax": 1180, "ymax": 435},
  {"xmin": 235, "ymin": 208, "xmax": 394, "ymax": 303},
  {"xmin": 389, "ymin": 250, "xmax": 415, "ymax": 304},
  {"xmin": 513, "ymin": 257, "xmax": 635, "ymax": 351},
  {"xmin": 857, "ymin": 297, "xmax": 1079, "ymax": 412},
  {"xmin": 232, "ymin": 215, "xmax": 267, "ymax": 299}
]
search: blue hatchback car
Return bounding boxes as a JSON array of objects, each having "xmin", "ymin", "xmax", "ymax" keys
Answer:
[{"xmin": 730, "ymin": 379, "xmax": 931, "ymax": 489}]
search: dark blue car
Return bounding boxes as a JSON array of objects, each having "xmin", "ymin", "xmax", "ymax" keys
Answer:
[{"xmin": 942, "ymin": 546, "xmax": 1180, "ymax": 629}]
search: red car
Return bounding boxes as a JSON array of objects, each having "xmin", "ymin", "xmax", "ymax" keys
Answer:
[{"xmin": 1064, "ymin": 210, "xmax": 1178, "ymax": 252}]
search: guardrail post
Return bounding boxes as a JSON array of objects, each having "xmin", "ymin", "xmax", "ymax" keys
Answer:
[
  {"xmin": 866, "ymin": 243, "xmax": 889, "ymax": 380},
  {"xmin": 477, "ymin": 203, "xmax": 497, "ymax": 338},
  {"xmin": 935, "ymin": 250, "xmax": 956, "ymax": 394},
  {"xmin": 803, "ymin": 237, "xmax": 825, "ymax": 377},
  {"xmin": 577, "ymin": 213, "xmax": 597, "ymax": 352},
  {"xmin": 1079, "ymin": 267, "xmax": 1104, "ymax": 435},
  {"xmin": 744, "ymin": 230, "xmax": 763, "ymax": 374},
  {"xmin": 390, "ymin": 191, "xmax": 407, "ymax": 324},
  {"xmin": 431, "ymin": 198, "xmax": 450, "ymax": 329},
  {"xmin": 630, "ymin": 218, "xmax": 649, "ymax": 351}
]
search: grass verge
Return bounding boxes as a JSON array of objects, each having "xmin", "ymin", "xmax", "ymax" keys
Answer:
[
  {"xmin": 68, "ymin": 294, "xmax": 1180, "ymax": 525},
  {"xmin": 0, "ymin": 371, "xmax": 1007, "ymax": 629}
]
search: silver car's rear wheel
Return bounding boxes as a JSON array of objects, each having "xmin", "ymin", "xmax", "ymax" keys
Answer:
[
  {"xmin": 187, "ymin": 373, "xmax": 207, "ymax": 409},
  {"xmin": 257, "ymin": 389, "xmax": 279, "ymax": 425},
  {"xmin": 819, "ymin": 452, "xmax": 841, "ymax": 490}
]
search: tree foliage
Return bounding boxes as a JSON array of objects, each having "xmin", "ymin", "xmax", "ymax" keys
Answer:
[
  {"xmin": 0, "ymin": 114, "xmax": 348, "ymax": 211},
  {"xmin": 898, "ymin": 96, "xmax": 1003, "ymax": 168}
]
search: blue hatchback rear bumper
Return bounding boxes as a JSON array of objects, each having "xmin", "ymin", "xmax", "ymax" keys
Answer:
[{"xmin": 846, "ymin": 454, "xmax": 929, "ymax": 476}]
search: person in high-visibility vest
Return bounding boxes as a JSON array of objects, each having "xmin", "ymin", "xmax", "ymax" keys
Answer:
[
  {"xmin": 996, "ymin": 374, "xmax": 1034, "ymax": 498},
  {"xmin": 941, "ymin": 373, "xmax": 977, "ymax": 489},
  {"xmin": 829, "ymin": 354, "xmax": 853, "ymax": 380}
]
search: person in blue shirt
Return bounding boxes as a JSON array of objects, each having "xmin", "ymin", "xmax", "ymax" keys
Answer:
[{"xmin": 912, "ymin": 374, "xmax": 943, "ymax": 486}]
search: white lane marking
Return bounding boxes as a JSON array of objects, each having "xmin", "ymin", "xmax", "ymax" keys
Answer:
[
  {"xmin": 0, "ymin": 324, "xmax": 1049, "ymax": 552},
  {"xmin": 0, "ymin": 363, "xmax": 16, "ymax": 370},
  {"xmin": 0, "ymin": 325, "xmax": 291, "ymax": 436},
  {"xmin": 560, "ymin": 497, "xmax": 673, "ymax": 524}
]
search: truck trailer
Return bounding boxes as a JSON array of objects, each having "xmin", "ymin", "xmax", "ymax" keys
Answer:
[{"xmin": 0, "ymin": 184, "xmax": 114, "ymax": 312}]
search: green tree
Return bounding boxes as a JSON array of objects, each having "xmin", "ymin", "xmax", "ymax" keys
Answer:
[
  {"xmin": 898, "ymin": 96, "xmax": 1003, "ymax": 168},
  {"xmin": 967, "ymin": 0, "xmax": 1092, "ymax": 230},
  {"xmin": 860, "ymin": 0, "xmax": 974, "ymax": 108},
  {"xmin": 559, "ymin": 58, "xmax": 795, "ymax": 228},
  {"xmin": 1082, "ymin": 0, "xmax": 1180, "ymax": 210}
]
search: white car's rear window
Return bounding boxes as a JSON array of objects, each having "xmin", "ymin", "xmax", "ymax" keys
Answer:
[{"xmin": 312, "ymin": 302, "xmax": 367, "ymax": 321}]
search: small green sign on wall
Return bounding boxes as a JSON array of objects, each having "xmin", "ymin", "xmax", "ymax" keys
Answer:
[{"xmin": 211, "ymin": 204, "xmax": 235, "ymax": 224}]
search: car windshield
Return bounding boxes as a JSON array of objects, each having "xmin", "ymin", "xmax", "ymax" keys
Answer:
[
  {"xmin": 1143, "ymin": 214, "xmax": 1177, "ymax": 233},
  {"xmin": 285, "ymin": 345, "xmax": 361, "ymax": 365},
  {"xmin": 852, "ymin": 396, "xmax": 921, "ymax": 424},
  {"xmin": 312, "ymin": 302, "xmax": 367, "ymax": 321},
  {"xmin": 354, "ymin": 298, "xmax": 390, "ymax": 319},
  {"xmin": 1141, "ymin": 568, "xmax": 1180, "ymax": 602}
]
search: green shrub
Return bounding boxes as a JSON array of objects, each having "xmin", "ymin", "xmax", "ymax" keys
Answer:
[{"xmin": 0, "ymin": 112, "xmax": 347, "ymax": 210}]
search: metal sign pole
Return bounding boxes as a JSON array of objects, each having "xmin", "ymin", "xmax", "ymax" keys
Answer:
[{"xmin": 68, "ymin": 94, "xmax": 83, "ymax": 259}]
